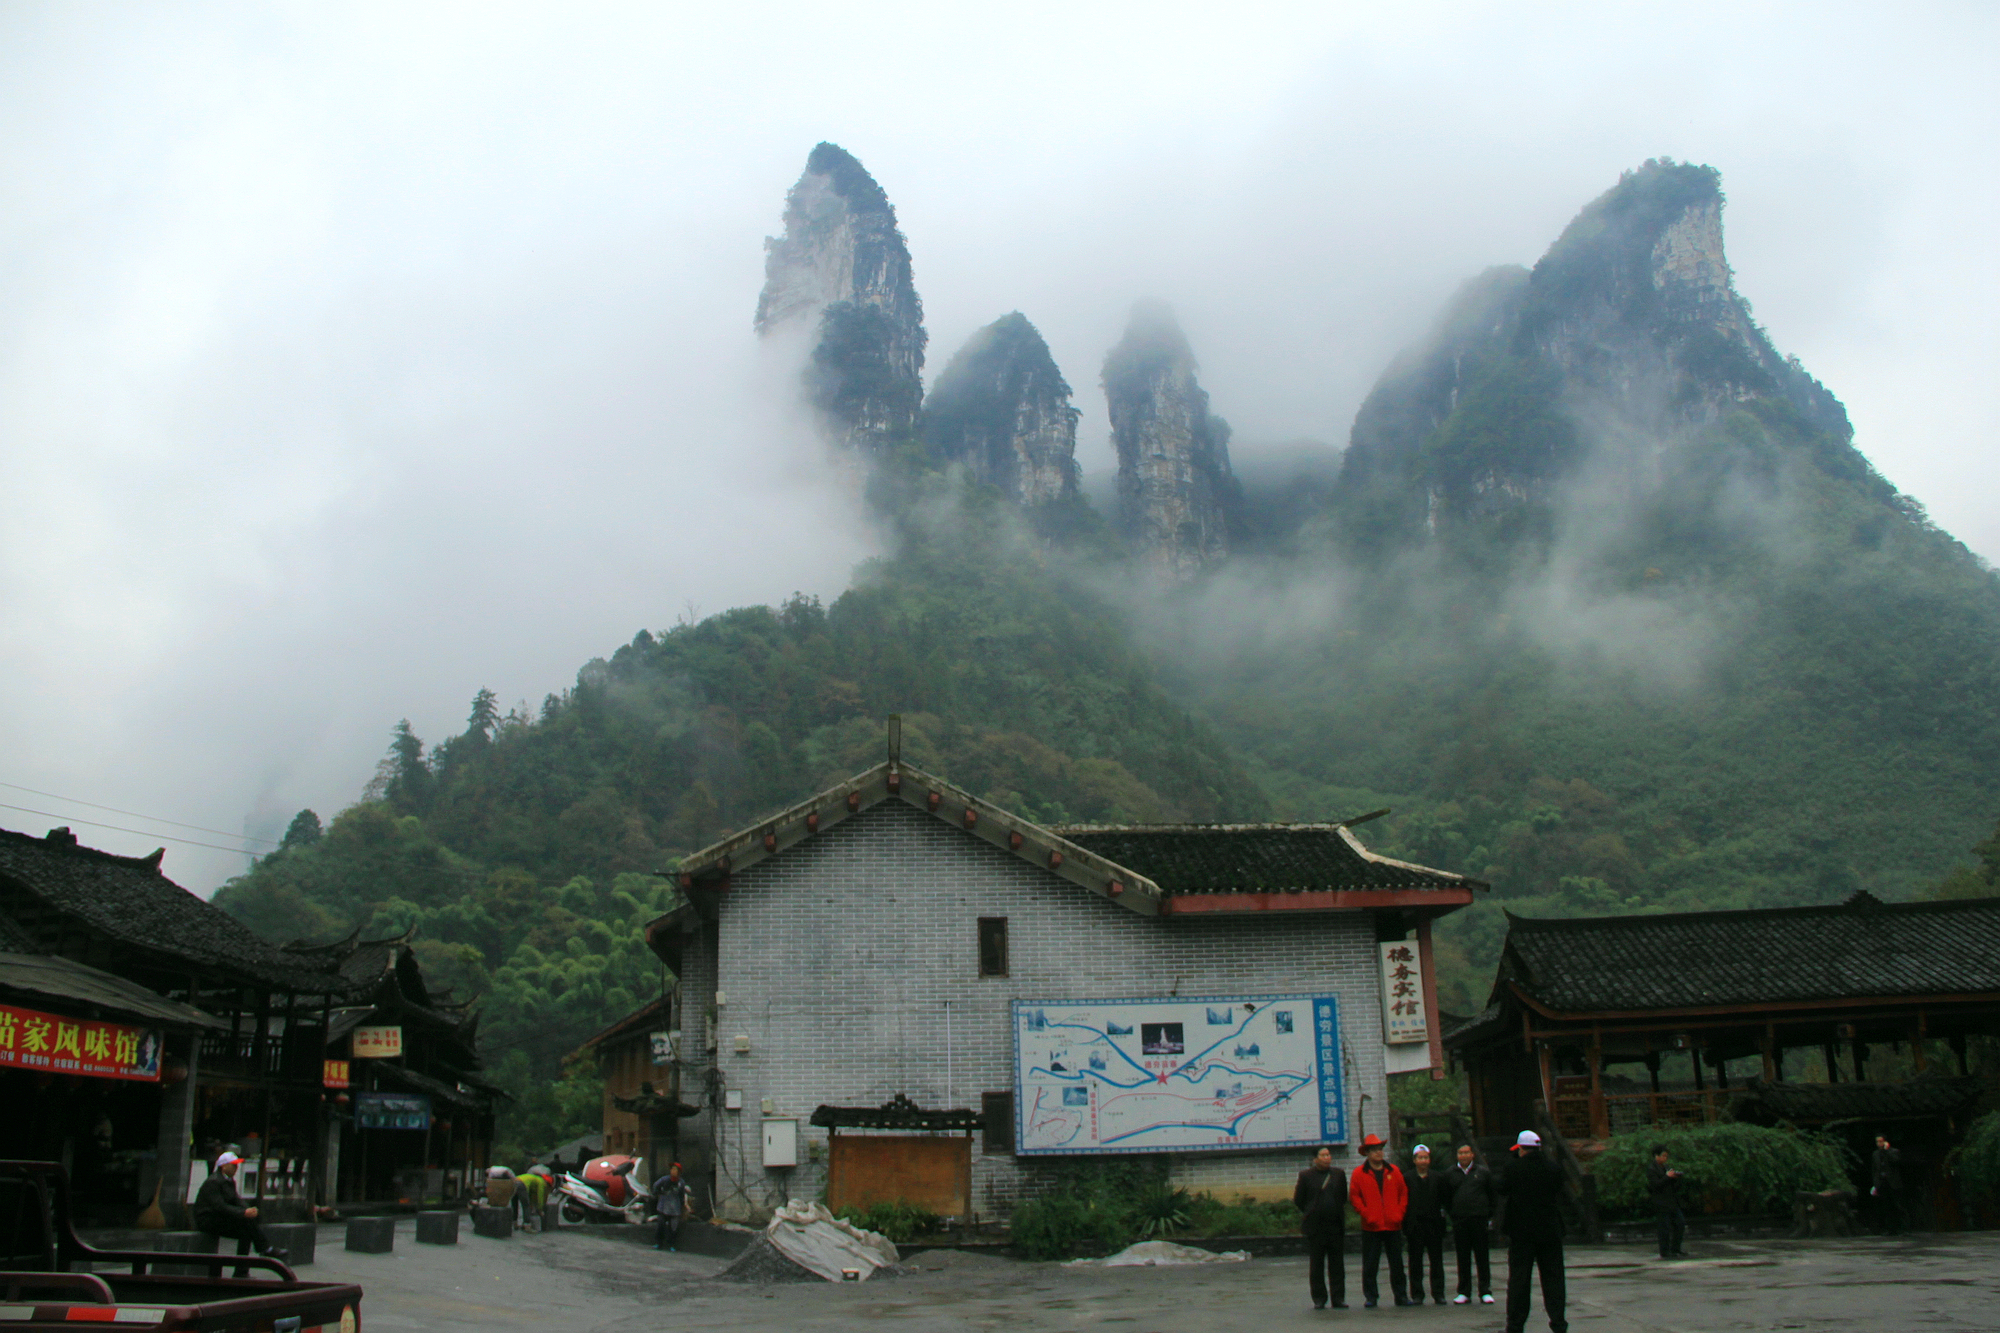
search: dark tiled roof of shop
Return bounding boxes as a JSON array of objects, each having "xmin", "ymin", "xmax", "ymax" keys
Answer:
[
  {"xmin": 0, "ymin": 826, "xmax": 345, "ymax": 993},
  {"xmin": 1502, "ymin": 892, "xmax": 2000, "ymax": 1014}
]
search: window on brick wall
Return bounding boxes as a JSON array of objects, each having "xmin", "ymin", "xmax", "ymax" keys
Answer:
[
  {"xmin": 982, "ymin": 1091, "xmax": 1014, "ymax": 1154},
  {"xmin": 978, "ymin": 917, "xmax": 1008, "ymax": 977}
]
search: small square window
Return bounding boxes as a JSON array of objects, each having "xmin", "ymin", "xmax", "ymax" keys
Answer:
[{"xmin": 978, "ymin": 917, "xmax": 1008, "ymax": 977}]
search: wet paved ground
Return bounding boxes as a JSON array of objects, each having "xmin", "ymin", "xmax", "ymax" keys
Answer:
[{"xmin": 288, "ymin": 1219, "xmax": 2000, "ymax": 1332}]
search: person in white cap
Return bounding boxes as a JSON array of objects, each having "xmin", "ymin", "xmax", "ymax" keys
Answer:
[
  {"xmin": 192, "ymin": 1152, "xmax": 287, "ymax": 1261},
  {"xmin": 1494, "ymin": 1130, "xmax": 1577, "ymax": 1333},
  {"xmin": 1401, "ymin": 1144, "xmax": 1449, "ymax": 1304}
]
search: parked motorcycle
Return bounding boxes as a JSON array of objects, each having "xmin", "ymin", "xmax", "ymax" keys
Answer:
[{"xmin": 556, "ymin": 1154, "xmax": 647, "ymax": 1224}]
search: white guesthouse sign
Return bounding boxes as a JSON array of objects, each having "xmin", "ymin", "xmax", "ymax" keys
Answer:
[{"xmin": 1379, "ymin": 940, "xmax": 1430, "ymax": 1045}]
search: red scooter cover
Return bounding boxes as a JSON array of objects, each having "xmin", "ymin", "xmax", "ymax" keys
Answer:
[{"xmin": 582, "ymin": 1154, "xmax": 640, "ymax": 1207}]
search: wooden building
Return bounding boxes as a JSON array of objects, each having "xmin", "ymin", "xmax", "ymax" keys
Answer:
[
  {"xmin": 1447, "ymin": 891, "xmax": 2000, "ymax": 1220},
  {"xmin": 0, "ymin": 826, "xmax": 354, "ymax": 1224},
  {"xmin": 578, "ymin": 995, "xmax": 695, "ymax": 1177},
  {"xmin": 287, "ymin": 927, "xmax": 502, "ymax": 1205}
]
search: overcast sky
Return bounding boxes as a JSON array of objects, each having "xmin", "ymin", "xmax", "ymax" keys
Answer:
[{"xmin": 2, "ymin": 1, "xmax": 1995, "ymax": 894}]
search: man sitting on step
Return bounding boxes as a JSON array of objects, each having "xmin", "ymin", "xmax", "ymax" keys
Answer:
[{"xmin": 193, "ymin": 1152, "xmax": 289, "ymax": 1261}]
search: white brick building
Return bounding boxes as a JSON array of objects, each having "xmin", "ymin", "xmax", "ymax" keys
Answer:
[{"xmin": 642, "ymin": 756, "xmax": 1476, "ymax": 1222}]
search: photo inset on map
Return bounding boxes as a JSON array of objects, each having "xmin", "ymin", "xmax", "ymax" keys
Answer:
[
  {"xmin": 1062, "ymin": 1086, "xmax": 1090, "ymax": 1106},
  {"xmin": 1140, "ymin": 1022, "xmax": 1184, "ymax": 1054},
  {"xmin": 1274, "ymin": 1011, "xmax": 1294, "ymax": 1033}
]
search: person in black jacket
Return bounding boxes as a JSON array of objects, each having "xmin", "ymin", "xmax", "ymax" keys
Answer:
[
  {"xmin": 1443, "ymin": 1142, "xmax": 1496, "ymax": 1305},
  {"xmin": 1293, "ymin": 1145, "xmax": 1349, "ymax": 1309},
  {"xmin": 1402, "ymin": 1145, "xmax": 1448, "ymax": 1304},
  {"xmin": 1495, "ymin": 1131, "xmax": 1576, "ymax": 1333},
  {"xmin": 1871, "ymin": 1134, "xmax": 1905, "ymax": 1235},
  {"xmin": 192, "ymin": 1152, "xmax": 287, "ymax": 1260},
  {"xmin": 1646, "ymin": 1145, "xmax": 1688, "ymax": 1258}
]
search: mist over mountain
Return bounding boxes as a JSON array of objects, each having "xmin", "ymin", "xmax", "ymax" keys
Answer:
[{"xmin": 215, "ymin": 150, "xmax": 2000, "ymax": 1144}]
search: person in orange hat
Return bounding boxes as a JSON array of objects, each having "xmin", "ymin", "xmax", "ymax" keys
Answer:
[{"xmin": 1348, "ymin": 1134, "xmax": 1411, "ymax": 1307}]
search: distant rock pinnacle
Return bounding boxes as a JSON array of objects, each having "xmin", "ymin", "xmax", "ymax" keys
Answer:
[
  {"xmin": 924, "ymin": 312, "xmax": 1080, "ymax": 505},
  {"xmin": 757, "ymin": 143, "xmax": 926, "ymax": 451},
  {"xmin": 1337, "ymin": 158, "xmax": 1861, "ymax": 549},
  {"xmin": 1103, "ymin": 302, "xmax": 1239, "ymax": 577}
]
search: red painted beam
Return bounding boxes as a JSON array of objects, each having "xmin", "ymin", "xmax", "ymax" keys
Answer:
[{"xmin": 1160, "ymin": 887, "xmax": 1475, "ymax": 915}]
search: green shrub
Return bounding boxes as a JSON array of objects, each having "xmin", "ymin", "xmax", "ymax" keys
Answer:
[
  {"xmin": 1131, "ymin": 1185, "xmax": 1190, "ymax": 1239},
  {"xmin": 835, "ymin": 1199, "xmax": 942, "ymax": 1243},
  {"xmin": 1592, "ymin": 1123, "xmax": 1851, "ymax": 1217},
  {"xmin": 1948, "ymin": 1111, "xmax": 2000, "ymax": 1203},
  {"xmin": 1009, "ymin": 1192, "xmax": 1131, "ymax": 1259},
  {"xmin": 1183, "ymin": 1192, "xmax": 1301, "ymax": 1237}
]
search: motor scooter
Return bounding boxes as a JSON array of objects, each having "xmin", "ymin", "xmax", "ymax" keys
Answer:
[{"xmin": 555, "ymin": 1154, "xmax": 648, "ymax": 1224}]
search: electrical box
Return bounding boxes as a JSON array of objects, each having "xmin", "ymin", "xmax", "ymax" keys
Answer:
[
  {"xmin": 762, "ymin": 1117, "xmax": 798, "ymax": 1169},
  {"xmin": 724, "ymin": 1089, "xmax": 743, "ymax": 1112}
]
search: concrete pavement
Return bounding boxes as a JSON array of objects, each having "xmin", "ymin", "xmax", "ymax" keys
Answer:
[{"xmin": 293, "ymin": 1219, "xmax": 2000, "ymax": 1332}]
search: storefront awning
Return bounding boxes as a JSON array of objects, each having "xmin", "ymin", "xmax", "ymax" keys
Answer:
[{"xmin": 0, "ymin": 950, "xmax": 224, "ymax": 1029}]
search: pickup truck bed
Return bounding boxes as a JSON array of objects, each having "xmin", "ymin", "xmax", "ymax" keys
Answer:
[{"xmin": 1, "ymin": 1160, "xmax": 362, "ymax": 1332}]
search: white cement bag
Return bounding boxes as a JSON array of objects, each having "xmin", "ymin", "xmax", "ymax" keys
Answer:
[{"xmin": 763, "ymin": 1200, "xmax": 901, "ymax": 1282}]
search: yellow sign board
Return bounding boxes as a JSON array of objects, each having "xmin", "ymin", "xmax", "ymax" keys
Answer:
[{"xmin": 352, "ymin": 1025, "xmax": 403, "ymax": 1059}]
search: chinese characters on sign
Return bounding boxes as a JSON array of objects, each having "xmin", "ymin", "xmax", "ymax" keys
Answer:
[
  {"xmin": 351, "ymin": 1025, "xmax": 403, "ymax": 1059},
  {"xmin": 1379, "ymin": 941, "xmax": 1430, "ymax": 1045},
  {"xmin": 323, "ymin": 1059, "xmax": 351, "ymax": 1088},
  {"xmin": 0, "ymin": 1002, "xmax": 161, "ymax": 1081}
]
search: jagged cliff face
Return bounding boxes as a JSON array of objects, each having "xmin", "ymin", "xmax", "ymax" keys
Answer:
[
  {"xmin": 1339, "ymin": 160, "xmax": 1858, "ymax": 548},
  {"xmin": 923, "ymin": 312, "xmax": 1079, "ymax": 504},
  {"xmin": 1103, "ymin": 303, "xmax": 1239, "ymax": 577},
  {"xmin": 756, "ymin": 143, "xmax": 926, "ymax": 451}
]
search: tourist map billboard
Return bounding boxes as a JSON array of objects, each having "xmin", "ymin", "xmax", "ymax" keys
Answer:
[{"xmin": 1012, "ymin": 994, "xmax": 1345, "ymax": 1155}]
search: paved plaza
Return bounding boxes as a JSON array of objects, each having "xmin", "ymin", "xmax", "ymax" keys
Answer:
[{"xmin": 278, "ymin": 1220, "xmax": 2000, "ymax": 1332}]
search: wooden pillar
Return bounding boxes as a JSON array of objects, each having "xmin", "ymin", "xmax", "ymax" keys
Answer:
[
  {"xmin": 1851, "ymin": 1039, "xmax": 1868, "ymax": 1083},
  {"xmin": 1691, "ymin": 1045, "xmax": 1705, "ymax": 1092},
  {"xmin": 1536, "ymin": 1043, "xmax": 1555, "ymax": 1119},
  {"xmin": 1645, "ymin": 1051, "xmax": 1661, "ymax": 1094},
  {"xmin": 1587, "ymin": 1032, "xmax": 1609, "ymax": 1141},
  {"xmin": 1760, "ymin": 1025, "xmax": 1778, "ymax": 1083},
  {"xmin": 1822, "ymin": 1040, "xmax": 1841, "ymax": 1083},
  {"xmin": 1417, "ymin": 919, "xmax": 1446, "ymax": 1080}
]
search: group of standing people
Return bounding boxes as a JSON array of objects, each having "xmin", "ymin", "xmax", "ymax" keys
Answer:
[{"xmin": 1294, "ymin": 1130, "xmax": 1578, "ymax": 1333}]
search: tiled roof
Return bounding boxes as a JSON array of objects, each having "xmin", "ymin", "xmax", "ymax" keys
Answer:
[
  {"xmin": 0, "ymin": 950, "xmax": 226, "ymax": 1029},
  {"xmin": 0, "ymin": 826, "xmax": 348, "ymax": 993},
  {"xmin": 1054, "ymin": 824, "xmax": 1479, "ymax": 896},
  {"xmin": 1503, "ymin": 892, "xmax": 2000, "ymax": 1014},
  {"xmin": 1730, "ymin": 1075, "xmax": 1985, "ymax": 1124}
]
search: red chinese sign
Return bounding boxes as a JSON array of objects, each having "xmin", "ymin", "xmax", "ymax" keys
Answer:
[{"xmin": 0, "ymin": 1002, "xmax": 161, "ymax": 1082}]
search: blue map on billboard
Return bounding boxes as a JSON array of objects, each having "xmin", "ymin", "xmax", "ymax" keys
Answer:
[{"xmin": 1012, "ymin": 994, "xmax": 1345, "ymax": 1155}]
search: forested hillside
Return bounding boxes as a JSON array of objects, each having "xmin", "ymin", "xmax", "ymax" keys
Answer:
[
  {"xmin": 213, "ymin": 507, "xmax": 1266, "ymax": 1151},
  {"xmin": 214, "ymin": 158, "xmax": 2000, "ymax": 1152}
]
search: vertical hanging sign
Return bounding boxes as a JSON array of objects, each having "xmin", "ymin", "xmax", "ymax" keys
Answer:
[{"xmin": 1380, "ymin": 941, "xmax": 1430, "ymax": 1044}]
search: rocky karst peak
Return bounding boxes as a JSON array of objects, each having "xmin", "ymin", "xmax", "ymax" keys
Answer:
[
  {"xmin": 1102, "ymin": 302, "xmax": 1240, "ymax": 577},
  {"xmin": 756, "ymin": 143, "xmax": 927, "ymax": 452},
  {"xmin": 1335, "ymin": 160, "xmax": 1859, "ymax": 551},
  {"xmin": 923, "ymin": 312, "xmax": 1080, "ymax": 505}
]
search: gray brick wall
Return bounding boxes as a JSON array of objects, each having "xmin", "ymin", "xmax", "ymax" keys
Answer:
[{"xmin": 673, "ymin": 800, "xmax": 1395, "ymax": 1222}]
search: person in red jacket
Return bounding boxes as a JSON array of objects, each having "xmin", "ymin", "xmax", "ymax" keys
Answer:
[{"xmin": 1349, "ymin": 1133, "xmax": 1413, "ymax": 1307}]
